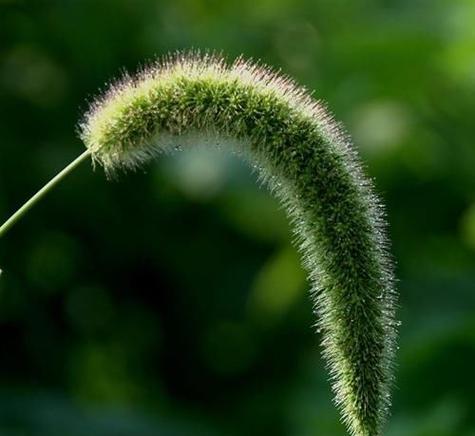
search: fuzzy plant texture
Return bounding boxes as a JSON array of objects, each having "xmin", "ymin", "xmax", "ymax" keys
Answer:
[{"xmin": 80, "ymin": 53, "xmax": 398, "ymax": 436}]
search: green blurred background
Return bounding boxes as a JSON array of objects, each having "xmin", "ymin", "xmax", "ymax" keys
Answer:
[{"xmin": 1, "ymin": 0, "xmax": 475, "ymax": 434}]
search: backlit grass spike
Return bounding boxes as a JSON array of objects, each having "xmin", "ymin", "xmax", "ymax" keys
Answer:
[{"xmin": 0, "ymin": 52, "xmax": 398, "ymax": 436}]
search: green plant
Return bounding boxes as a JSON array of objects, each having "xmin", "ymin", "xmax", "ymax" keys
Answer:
[{"xmin": 0, "ymin": 53, "xmax": 398, "ymax": 436}]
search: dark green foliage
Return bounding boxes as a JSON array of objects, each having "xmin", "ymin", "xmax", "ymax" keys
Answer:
[{"xmin": 81, "ymin": 54, "xmax": 398, "ymax": 436}]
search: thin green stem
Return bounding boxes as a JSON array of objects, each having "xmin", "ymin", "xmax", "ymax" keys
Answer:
[{"xmin": 0, "ymin": 150, "xmax": 91, "ymax": 239}]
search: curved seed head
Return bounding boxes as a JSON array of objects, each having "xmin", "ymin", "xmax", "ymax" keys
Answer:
[{"xmin": 80, "ymin": 51, "xmax": 398, "ymax": 436}]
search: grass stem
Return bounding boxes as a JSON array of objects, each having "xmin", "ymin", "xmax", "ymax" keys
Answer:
[{"xmin": 0, "ymin": 150, "xmax": 91, "ymax": 238}]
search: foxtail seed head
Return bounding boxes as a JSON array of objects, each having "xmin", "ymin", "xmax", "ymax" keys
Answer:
[{"xmin": 80, "ymin": 52, "xmax": 398, "ymax": 436}]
